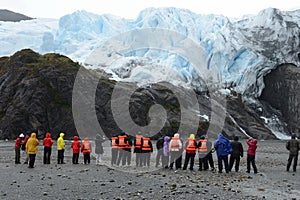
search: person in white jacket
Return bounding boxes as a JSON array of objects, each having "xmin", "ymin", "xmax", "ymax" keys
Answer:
[{"xmin": 168, "ymin": 133, "xmax": 183, "ymax": 170}]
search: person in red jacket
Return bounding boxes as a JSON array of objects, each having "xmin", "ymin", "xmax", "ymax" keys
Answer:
[
  {"xmin": 246, "ymin": 137, "xmax": 258, "ymax": 174},
  {"xmin": 81, "ymin": 138, "xmax": 92, "ymax": 164},
  {"xmin": 43, "ymin": 132, "xmax": 54, "ymax": 164},
  {"xmin": 15, "ymin": 133, "xmax": 24, "ymax": 164},
  {"xmin": 71, "ymin": 136, "xmax": 81, "ymax": 164},
  {"xmin": 183, "ymin": 134, "xmax": 197, "ymax": 170}
]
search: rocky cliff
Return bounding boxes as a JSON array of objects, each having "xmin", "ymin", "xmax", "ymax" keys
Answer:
[
  {"xmin": 0, "ymin": 49, "xmax": 79, "ymax": 139},
  {"xmin": 260, "ymin": 63, "xmax": 300, "ymax": 135}
]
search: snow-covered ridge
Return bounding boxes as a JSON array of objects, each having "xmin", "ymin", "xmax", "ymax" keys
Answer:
[{"xmin": 0, "ymin": 7, "xmax": 300, "ymax": 97}]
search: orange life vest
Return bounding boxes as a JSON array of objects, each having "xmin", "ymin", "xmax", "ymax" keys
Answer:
[
  {"xmin": 111, "ymin": 137, "xmax": 118, "ymax": 148},
  {"xmin": 170, "ymin": 137, "xmax": 180, "ymax": 151},
  {"xmin": 135, "ymin": 135, "xmax": 143, "ymax": 149},
  {"xmin": 118, "ymin": 135, "xmax": 127, "ymax": 148},
  {"xmin": 142, "ymin": 137, "xmax": 151, "ymax": 151},
  {"xmin": 82, "ymin": 141, "xmax": 91, "ymax": 154},
  {"xmin": 118, "ymin": 135, "xmax": 131, "ymax": 149},
  {"xmin": 186, "ymin": 138, "xmax": 196, "ymax": 151},
  {"xmin": 198, "ymin": 139, "xmax": 208, "ymax": 153}
]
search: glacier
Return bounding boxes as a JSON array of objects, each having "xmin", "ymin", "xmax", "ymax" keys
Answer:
[{"xmin": 0, "ymin": 7, "xmax": 300, "ymax": 98}]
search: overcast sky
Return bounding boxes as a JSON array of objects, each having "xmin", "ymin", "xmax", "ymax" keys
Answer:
[{"xmin": 1, "ymin": 0, "xmax": 300, "ymax": 19}]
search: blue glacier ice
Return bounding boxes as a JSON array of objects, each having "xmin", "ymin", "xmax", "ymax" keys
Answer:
[{"xmin": 0, "ymin": 7, "xmax": 300, "ymax": 97}]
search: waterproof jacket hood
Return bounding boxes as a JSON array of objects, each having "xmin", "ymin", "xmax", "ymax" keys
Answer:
[
  {"xmin": 43, "ymin": 132, "xmax": 53, "ymax": 147},
  {"xmin": 214, "ymin": 133, "xmax": 232, "ymax": 157},
  {"xmin": 81, "ymin": 138, "xmax": 92, "ymax": 154},
  {"xmin": 26, "ymin": 133, "xmax": 39, "ymax": 154},
  {"xmin": 71, "ymin": 136, "xmax": 81, "ymax": 153},
  {"xmin": 57, "ymin": 133, "xmax": 65, "ymax": 150},
  {"xmin": 163, "ymin": 136, "xmax": 170, "ymax": 156},
  {"xmin": 164, "ymin": 136, "xmax": 170, "ymax": 143}
]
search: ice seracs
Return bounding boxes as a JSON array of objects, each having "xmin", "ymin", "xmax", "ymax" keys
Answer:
[{"xmin": 0, "ymin": 7, "xmax": 299, "ymax": 98}]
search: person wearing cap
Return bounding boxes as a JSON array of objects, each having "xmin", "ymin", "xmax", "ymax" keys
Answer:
[{"xmin": 15, "ymin": 133, "xmax": 24, "ymax": 164}]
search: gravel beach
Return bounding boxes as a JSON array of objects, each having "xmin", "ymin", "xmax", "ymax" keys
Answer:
[{"xmin": 0, "ymin": 140, "xmax": 299, "ymax": 199}]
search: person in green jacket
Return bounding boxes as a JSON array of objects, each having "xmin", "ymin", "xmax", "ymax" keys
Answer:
[
  {"xmin": 26, "ymin": 132, "xmax": 39, "ymax": 168},
  {"xmin": 57, "ymin": 133, "xmax": 65, "ymax": 164}
]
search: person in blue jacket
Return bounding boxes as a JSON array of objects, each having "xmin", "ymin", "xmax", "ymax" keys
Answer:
[{"xmin": 214, "ymin": 133, "xmax": 232, "ymax": 173}]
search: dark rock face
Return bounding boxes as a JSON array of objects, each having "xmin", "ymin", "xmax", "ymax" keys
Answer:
[
  {"xmin": 0, "ymin": 49, "xmax": 79, "ymax": 139},
  {"xmin": 260, "ymin": 63, "xmax": 300, "ymax": 134},
  {"xmin": 0, "ymin": 49, "xmax": 277, "ymax": 140},
  {"xmin": 225, "ymin": 95, "xmax": 276, "ymax": 139},
  {"xmin": 0, "ymin": 9, "xmax": 32, "ymax": 22}
]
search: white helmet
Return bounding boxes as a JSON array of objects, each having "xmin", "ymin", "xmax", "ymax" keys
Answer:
[{"xmin": 19, "ymin": 133, "xmax": 24, "ymax": 138}]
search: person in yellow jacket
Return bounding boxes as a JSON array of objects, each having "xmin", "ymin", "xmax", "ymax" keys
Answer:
[
  {"xmin": 25, "ymin": 132, "xmax": 39, "ymax": 168},
  {"xmin": 57, "ymin": 133, "xmax": 65, "ymax": 164}
]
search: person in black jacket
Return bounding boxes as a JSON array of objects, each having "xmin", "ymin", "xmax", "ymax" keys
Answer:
[
  {"xmin": 229, "ymin": 136, "xmax": 244, "ymax": 172},
  {"xmin": 155, "ymin": 136, "xmax": 164, "ymax": 167},
  {"xmin": 286, "ymin": 134, "xmax": 300, "ymax": 172}
]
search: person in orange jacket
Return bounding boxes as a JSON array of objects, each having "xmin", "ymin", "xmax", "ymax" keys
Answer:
[
  {"xmin": 81, "ymin": 138, "xmax": 92, "ymax": 164},
  {"xmin": 141, "ymin": 137, "xmax": 153, "ymax": 167},
  {"xmin": 169, "ymin": 133, "xmax": 183, "ymax": 170},
  {"xmin": 71, "ymin": 136, "xmax": 81, "ymax": 164},
  {"xmin": 134, "ymin": 134, "xmax": 143, "ymax": 167},
  {"xmin": 183, "ymin": 134, "xmax": 197, "ymax": 170},
  {"xmin": 198, "ymin": 135, "xmax": 215, "ymax": 171},
  {"xmin": 117, "ymin": 132, "xmax": 130, "ymax": 166},
  {"xmin": 43, "ymin": 132, "xmax": 54, "ymax": 164}
]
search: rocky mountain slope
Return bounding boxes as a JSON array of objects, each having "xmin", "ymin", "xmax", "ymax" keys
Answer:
[
  {"xmin": 0, "ymin": 49, "xmax": 78, "ymax": 139},
  {"xmin": 3, "ymin": 50, "xmax": 280, "ymax": 139},
  {"xmin": 0, "ymin": 49, "xmax": 278, "ymax": 139}
]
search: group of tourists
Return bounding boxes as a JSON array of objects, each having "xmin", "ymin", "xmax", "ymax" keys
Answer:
[
  {"xmin": 110, "ymin": 132, "xmax": 260, "ymax": 173},
  {"xmin": 14, "ymin": 131, "xmax": 299, "ymax": 173},
  {"xmin": 14, "ymin": 132, "xmax": 105, "ymax": 168}
]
